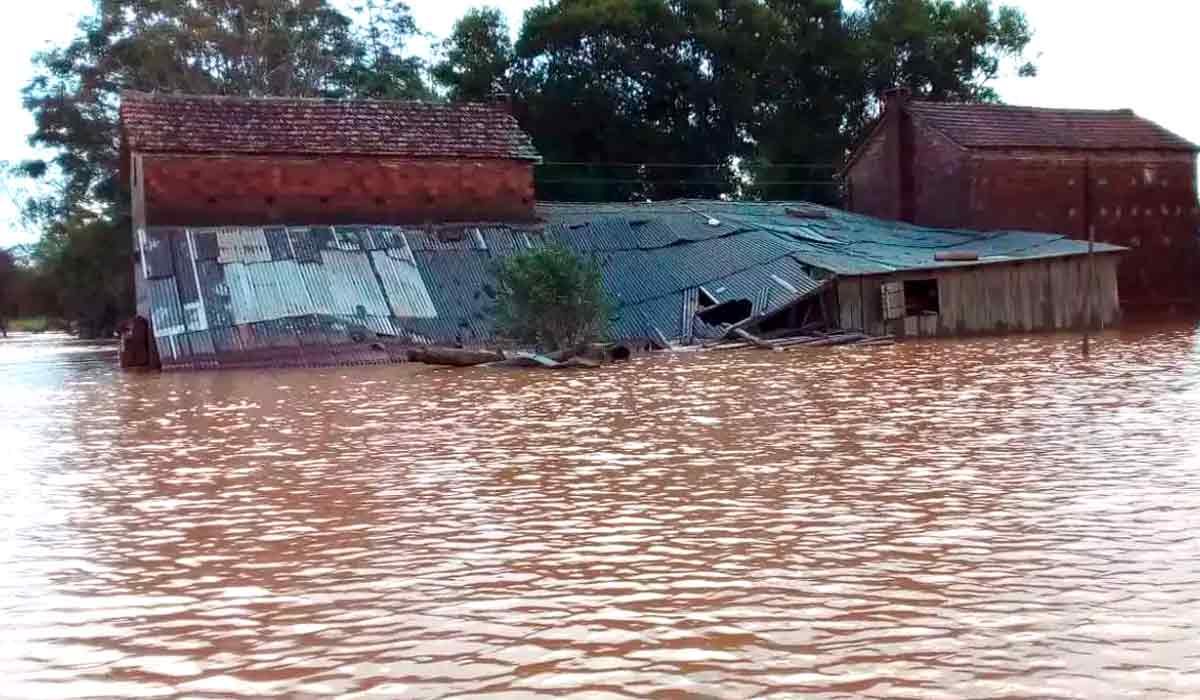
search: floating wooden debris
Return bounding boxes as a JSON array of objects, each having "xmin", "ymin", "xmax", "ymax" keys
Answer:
[{"xmin": 406, "ymin": 346, "xmax": 504, "ymax": 367}]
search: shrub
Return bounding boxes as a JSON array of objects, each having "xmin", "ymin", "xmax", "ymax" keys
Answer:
[
  {"xmin": 494, "ymin": 245, "xmax": 609, "ymax": 352},
  {"xmin": 8, "ymin": 317, "xmax": 50, "ymax": 333}
]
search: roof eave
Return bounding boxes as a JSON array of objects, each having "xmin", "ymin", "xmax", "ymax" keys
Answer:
[
  {"xmin": 963, "ymin": 144, "xmax": 1200, "ymax": 154},
  {"xmin": 124, "ymin": 147, "xmax": 543, "ymax": 162},
  {"xmin": 838, "ymin": 247, "xmax": 1127, "ymax": 278}
]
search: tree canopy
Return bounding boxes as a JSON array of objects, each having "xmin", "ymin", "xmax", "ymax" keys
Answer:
[
  {"xmin": 506, "ymin": 0, "xmax": 1034, "ymax": 201},
  {"xmin": 12, "ymin": 0, "xmax": 1035, "ymax": 337},
  {"xmin": 432, "ymin": 7, "xmax": 513, "ymax": 102},
  {"xmin": 16, "ymin": 0, "xmax": 430, "ymax": 336}
]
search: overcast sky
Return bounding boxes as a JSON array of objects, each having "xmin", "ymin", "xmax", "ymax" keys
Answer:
[{"xmin": 2, "ymin": 0, "xmax": 1197, "ymax": 246}]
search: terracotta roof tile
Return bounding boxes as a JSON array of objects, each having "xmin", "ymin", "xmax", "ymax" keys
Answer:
[
  {"xmin": 120, "ymin": 91, "xmax": 541, "ymax": 161},
  {"xmin": 907, "ymin": 100, "xmax": 1198, "ymax": 152}
]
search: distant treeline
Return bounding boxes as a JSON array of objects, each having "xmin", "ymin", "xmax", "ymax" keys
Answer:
[{"xmin": 7, "ymin": 0, "xmax": 1034, "ymax": 337}]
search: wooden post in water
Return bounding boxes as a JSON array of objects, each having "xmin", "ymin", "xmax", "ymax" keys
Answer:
[
  {"xmin": 1082, "ymin": 158, "xmax": 1094, "ymax": 358},
  {"xmin": 1083, "ymin": 225, "xmax": 1096, "ymax": 358}
]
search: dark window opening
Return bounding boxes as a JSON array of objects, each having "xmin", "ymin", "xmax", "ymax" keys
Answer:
[
  {"xmin": 696, "ymin": 298, "xmax": 752, "ymax": 325},
  {"xmin": 697, "ymin": 287, "xmax": 717, "ymax": 308},
  {"xmin": 904, "ymin": 279, "xmax": 940, "ymax": 315},
  {"xmin": 609, "ymin": 345, "xmax": 632, "ymax": 362},
  {"xmin": 757, "ymin": 295, "xmax": 826, "ymax": 335}
]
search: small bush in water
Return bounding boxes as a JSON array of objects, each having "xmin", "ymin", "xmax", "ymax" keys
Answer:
[{"xmin": 494, "ymin": 245, "xmax": 609, "ymax": 352}]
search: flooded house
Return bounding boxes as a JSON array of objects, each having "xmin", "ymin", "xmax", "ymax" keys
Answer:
[
  {"xmin": 842, "ymin": 88, "xmax": 1199, "ymax": 308},
  {"xmin": 119, "ymin": 93, "xmax": 1123, "ymax": 370},
  {"xmin": 119, "ymin": 91, "xmax": 542, "ymax": 367}
]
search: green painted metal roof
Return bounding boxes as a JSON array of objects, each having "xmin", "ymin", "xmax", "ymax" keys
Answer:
[{"xmin": 539, "ymin": 199, "xmax": 1125, "ymax": 277}]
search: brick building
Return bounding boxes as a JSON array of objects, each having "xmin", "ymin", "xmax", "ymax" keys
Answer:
[
  {"xmin": 843, "ymin": 89, "xmax": 1199, "ymax": 306},
  {"xmin": 119, "ymin": 91, "xmax": 541, "ymax": 228},
  {"xmin": 117, "ymin": 92, "xmax": 541, "ymax": 368}
]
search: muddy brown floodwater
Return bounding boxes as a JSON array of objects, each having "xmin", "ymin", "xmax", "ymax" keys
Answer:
[{"xmin": 2, "ymin": 322, "xmax": 1200, "ymax": 699}]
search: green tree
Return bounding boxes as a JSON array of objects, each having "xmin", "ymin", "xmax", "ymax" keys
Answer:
[
  {"xmin": 432, "ymin": 7, "xmax": 513, "ymax": 102},
  {"xmin": 495, "ymin": 0, "xmax": 1033, "ymax": 202},
  {"xmin": 512, "ymin": 0, "xmax": 748, "ymax": 201},
  {"xmin": 346, "ymin": 0, "xmax": 434, "ymax": 99},
  {"xmin": 0, "ymin": 248, "xmax": 15, "ymax": 336},
  {"xmin": 19, "ymin": 0, "xmax": 430, "ymax": 337},
  {"xmin": 740, "ymin": 0, "xmax": 862, "ymax": 203},
  {"xmin": 846, "ymin": 0, "xmax": 1035, "ymax": 138},
  {"xmin": 30, "ymin": 215, "xmax": 131, "ymax": 339},
  {"xmin": 0, "ymin": 244, "xmax": 60, "ymax": 335},
  {"xmin": 494, "ymin": 245, "xmax": 609, "ymax": 352}
]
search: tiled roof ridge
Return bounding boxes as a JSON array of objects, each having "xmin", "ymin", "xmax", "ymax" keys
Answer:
[
  {"xmin": 121, "ymin": 90, "xmax": 496, "ymax": 110},
  {"xmin": 908, "ymin": 99, "xmax": 1136, "ymax": 116}
]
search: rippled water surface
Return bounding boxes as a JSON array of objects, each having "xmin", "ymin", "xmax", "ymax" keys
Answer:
[{"xmin": 2, "ymin": 324, "xmax": 1200, "ymax": 699}]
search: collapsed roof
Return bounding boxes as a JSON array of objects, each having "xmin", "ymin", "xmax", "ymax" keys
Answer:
[{"xmin": 138, "ymin": 200, "xmax": 1122, "ymax": 368}]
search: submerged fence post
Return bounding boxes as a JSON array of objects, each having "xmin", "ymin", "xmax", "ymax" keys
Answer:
[{"xmin": 1082, "ymin": 158, "xmax": 1094, "ymax": 359}]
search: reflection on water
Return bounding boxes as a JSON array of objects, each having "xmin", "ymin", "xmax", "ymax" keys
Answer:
[{"xmin": 2, "ymin": 323, "xmax": 1199, "ymax": 699}]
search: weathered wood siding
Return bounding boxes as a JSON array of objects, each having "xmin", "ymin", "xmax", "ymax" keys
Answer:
[{"xmin": 836, "ymin": 254, "xmax": 1122, "ymax": 338}]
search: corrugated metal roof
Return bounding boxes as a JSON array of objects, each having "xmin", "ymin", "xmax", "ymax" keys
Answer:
[
  {"xmin": 141, "ymin": 198, "xmax": 1122, "ymax": 368},
  {"xmin": 539, "ymin": 199, "xmax": 1125, "ymax": 276}
]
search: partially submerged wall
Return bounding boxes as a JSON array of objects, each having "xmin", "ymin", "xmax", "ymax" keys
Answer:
[
  {"xmin": 836, "ymin": 255, "xmax": 1122, "ymax": 338},
  {"xmin": 964, "ymin": 150, "xmax": 1197, "ymax": 305}
]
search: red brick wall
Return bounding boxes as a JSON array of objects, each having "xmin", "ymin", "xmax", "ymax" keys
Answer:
[
  {"xmin": 141, "ymin": 154, "xmax": 536, "ymax": 226},
  {"xmin": 848, "ymin": 117, "xmax": 1199, "ymax": 305},
  {"xmin": 847, "ymin": 110, "xmax": 969, "ymax": 226},
  {"xmin": 964, "ymin": 150, "xmax": 1199, "ymax": 304},
  {"xmin": 911, "ymin": 124, "xmax": 967, "ymax": 228},
  {"xmin": 965, "ymin": 154, "xmax": 1087, "ymax": 237},
  {"xmin": 845, "ymin": 118, "xmax": 900, "ymax": 220}
]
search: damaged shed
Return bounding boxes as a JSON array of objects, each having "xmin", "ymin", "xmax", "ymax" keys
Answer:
[{"xmin": 138, "ymin": 200, "xmax": 1122, "ymax": 369}]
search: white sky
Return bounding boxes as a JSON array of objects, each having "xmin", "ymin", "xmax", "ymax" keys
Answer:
[{"xmin": 1, "ymin": 0, "xmax": 1197, "ymax": 246}]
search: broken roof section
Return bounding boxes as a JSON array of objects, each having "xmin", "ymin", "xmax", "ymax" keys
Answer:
[
  {"xmin": 139, "ymin": 224, "xmax": 543, "ymax": 368},
  {"xmin": 120, "ymin": 91, "xmax": 542, "ymax": 161},
  {"xmin": 140, "ymin": 200, "xmax": 1123, "ymax": 369}
]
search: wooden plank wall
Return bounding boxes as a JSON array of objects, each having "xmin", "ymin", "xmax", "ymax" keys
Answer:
[{"xmin": 835, "ymin": 255, "xmax": 1122, "ymax": 337}]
